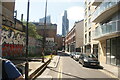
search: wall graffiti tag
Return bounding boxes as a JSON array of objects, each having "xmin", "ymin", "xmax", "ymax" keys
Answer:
[{"xmin": 1, "ymin": 25, "xmax": 25, "ymax": 57}]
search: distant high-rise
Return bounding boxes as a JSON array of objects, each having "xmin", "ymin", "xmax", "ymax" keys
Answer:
[
  {"xmin": 39, "ymin": 15, "xmax": 51, "ymax": 25},
  {"xmin": 62, "ymin": 10, "xmax": 69, "ymax": 36}
]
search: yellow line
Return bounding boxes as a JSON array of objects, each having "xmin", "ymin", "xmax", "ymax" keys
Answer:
[
  {"xmin": 57, "ymin": 59, "xmax": 61, "ymax": 79},
  {"xmin": 60, "ymin": 59, "xmax": 62, "ymax": 79},
  {"xmin": 57, "ymin": 58, "xmax": 63, "ymax": 80}
]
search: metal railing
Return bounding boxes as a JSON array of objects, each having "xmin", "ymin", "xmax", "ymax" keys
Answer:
[
  {"xmin": 93, "ymin": 20, "xmax": 120, "ymax": 39},
  {"xmin": 92, "ymin": 0, "xmax": 118, "ymax": 21},
  {"xmin": 29, "ymin": 59, "xmax": 51, "ymax": 80}
]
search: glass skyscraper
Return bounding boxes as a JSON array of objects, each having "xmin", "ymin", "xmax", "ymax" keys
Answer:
[{"xmin": 62, "ymin": 10, "xmax": 69, "ymax": 36}]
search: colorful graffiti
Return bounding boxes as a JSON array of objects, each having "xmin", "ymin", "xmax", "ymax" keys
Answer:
[{"xmin": 1, "ymin": 25, "xmax": 25, "ymax": 57}]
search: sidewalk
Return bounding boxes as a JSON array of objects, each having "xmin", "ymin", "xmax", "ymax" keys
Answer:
[
  {"xmin": 100, "ymin": 62, "xmax": 119, "ymax": 78},
  {"xmin": 28, "ymin": 56, "xmax": 60, "ymax": 73},
  {"xmin": 28, "ymin": 58, "xmax": 49, "ymax": 75},
  {"xmin": 36, "ymin": 56, "xmax": 60, "ymax": 79},
  {"xmin": 13, "ymin": 57, "xmax": 50, "ymax": 78}
]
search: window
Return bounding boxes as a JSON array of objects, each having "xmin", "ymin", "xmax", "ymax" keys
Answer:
[
  {"xmin": 89, "ymin": 32, "xmax": 91, "ymax": 42},
  {"xmin": 106, "ymin": 36, "xmax": 120, "ymax": 66},
  {"xmin": 106, "ymin": 39, "xmax": 111, "ymax": 64},
  {"xmin": 85, "ymin": 34, "xmax": 87, "ymax": 44}
]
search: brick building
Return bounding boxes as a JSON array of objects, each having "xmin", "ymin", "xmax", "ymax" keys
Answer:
[
  {"xmin": 0, "ymin": 1, "xmax": 25, "ymax": 57},
  {"xmin": 33, "ymin": 22, "xmax": 57, "ymax": 54},
  {"xmin": 55, "ymin": 34, "xmax": 63, "ymax": 50}
]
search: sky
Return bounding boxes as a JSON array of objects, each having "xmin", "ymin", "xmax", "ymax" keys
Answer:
[{"xmin": 15, "ymin": 0, "xmax": 85, "ymax": 35}]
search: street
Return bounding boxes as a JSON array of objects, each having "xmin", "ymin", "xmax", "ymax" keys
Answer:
[
  {"xmin": 37, "ymin": 52, "xmax": 119, "ymax": 80},
  {"xmin": 1, "ymin": 1, "xmax": 120, "ymax": 80}
]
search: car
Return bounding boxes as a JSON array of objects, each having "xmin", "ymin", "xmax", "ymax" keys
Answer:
[
  {"xmin": 73, "ymin": 52, "xmax": 81, "ymax": 61},
  {"xmin": 70, "ymin": 52, "xmax": 75, "ymax": 58},
  {"xmin": 78, "ymin": 53, "xmax": 100, "ymax": 67}
]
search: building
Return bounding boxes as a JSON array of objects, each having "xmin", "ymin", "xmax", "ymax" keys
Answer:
[
  {"xmin": 39, "ymin": 15, "xmax": 51, "ymax": 25},
  {"xmin": 84, "ymin": 0, "xmax": 98, "ymax": 55},
  {"xmin": 84, "ymin": 0, "xmax": 120, "ymax": 67},
  {"xmin": 65, "ymin": 20, "xmax": 84, "ymax": 52},
  {"xmin": 0, "ymin": 1, "xmax": 25, "ymax": 57},
  {"xmin": 62, "ymin": 10, "xmax": 69, "ymax": 36},
  {"xmin": 92, "ymin": 0, "xmax": 120, "ymax": 66},
  {"xmin": 34, "ymin": 22, "xmax": 57, "ymax": 53},
  {"xmin": 55, "ymin": 34, "xmax": 63, "ymax": 50},
  {"xmin": 0, "ymin": 0, "xmax": 2, "ymax": 57},
  {"xmin": 36, "ymin": 23, "xmax": 57, "ymax": 41}
]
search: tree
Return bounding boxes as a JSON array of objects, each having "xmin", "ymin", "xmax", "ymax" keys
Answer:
[{"xmin": 23, "ymin": 22, "xmax": 42, "ymax": 40}]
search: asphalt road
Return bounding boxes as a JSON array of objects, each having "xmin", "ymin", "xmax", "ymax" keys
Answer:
[{"xmin": 37, "ymin": 52, "xmax": 119, "ymax": 80}]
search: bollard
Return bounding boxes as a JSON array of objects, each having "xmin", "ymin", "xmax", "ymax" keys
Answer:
[{"xmin": 50, "ymin": 53, "xmax": 52, "ymax": 59}]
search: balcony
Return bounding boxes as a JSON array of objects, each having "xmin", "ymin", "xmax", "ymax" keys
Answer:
[
  {"xmin": 93, "ymin": 20, "xmax": 120, "ymax": 40},
  {"xmin": 91, "ymin": 0, "xmax": 102, "ymax": 6},
  {"xmin": 92, "ymin": 0, "xmax": 120, "ymax": 23}
]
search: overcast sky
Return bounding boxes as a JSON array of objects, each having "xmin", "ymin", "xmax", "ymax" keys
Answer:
[{"xmin": 15, "ymin": 0, "xmax": 84, "ymax": 34}]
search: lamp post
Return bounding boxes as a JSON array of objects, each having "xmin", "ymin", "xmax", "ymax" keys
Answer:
[
  {"xmin": 42, "ymin": 0, "xmax": 48, "ymax": 63},
  {"xmin": 25, "ymin": 0, "xmax": 30, "ymax": 80}
]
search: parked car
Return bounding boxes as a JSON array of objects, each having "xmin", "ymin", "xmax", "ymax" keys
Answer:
[
  {"xmin": 73, "ymin": 52, "xmax": 81, "ymax": 61},
  {"xmin": 70, "ymin": 52, "xmax": 75, "ymax": 58},
  {"xmin": 79, "ymin": 53, "xmax": 100, "ymax": 67}
]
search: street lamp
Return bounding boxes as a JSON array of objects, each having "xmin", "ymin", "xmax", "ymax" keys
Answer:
[
  {"xmin": 25, "ymin": 0, "xmax": 30, "ymax": 80},
  {"xmin": 42, "ymin": 0, "xmax": 48, "ymax": 63}
]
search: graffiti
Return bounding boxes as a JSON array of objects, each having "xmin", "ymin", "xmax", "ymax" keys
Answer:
[
  {"xmin": 1, "ymin": 26, "xmax": 25, "ymax": 45},
  {"xmin": 1, "ymin": 25, "xmax": 25, "ymax": 57},
  {"xmin": 2, "ymin": 44, "xmax": 24, "ymax": 57}
]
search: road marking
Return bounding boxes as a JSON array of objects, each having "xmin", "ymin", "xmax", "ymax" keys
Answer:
[
  {"xmin": 61, "ymin": 59, "xmax": 63, "ymax": 79},
  {"xmin": 57, "ymin": 57, "xmax": 63, "ymax": 80},
  {"xmin": 57, "ymin": 59, "xmax": 61, "ymax": 79}
]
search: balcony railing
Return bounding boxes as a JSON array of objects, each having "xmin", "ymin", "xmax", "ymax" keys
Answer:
[
  {"xmin": 93, "ymin": 20, "xmax": 120, "ymax": 39},
  {"xmin": 92, "ymin": 0, "xmax": 118, "ymax": 22},
  {"xmin": 91, "ymin": 0, "xmax": 103, "ymax": 6}
]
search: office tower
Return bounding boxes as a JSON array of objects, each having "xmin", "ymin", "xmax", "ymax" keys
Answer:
[{"xmin": 62, "ymin": 10, "xmax": 69, "ymax": 36}]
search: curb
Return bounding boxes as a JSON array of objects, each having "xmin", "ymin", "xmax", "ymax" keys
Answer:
[
  {"xmin": 103, "ymin": 68, "xmax": 115, "ymax": 76},
  {"xmin": 48, "ymin": 56, "xmax": 60, "ymax": 68},
  {"xmin": 54, "ymin": 56, "xmax": 60, "ymax": 68},
  {"xmin": 99, "ymin": 68, "xmax": 118, "ymax": 79}
]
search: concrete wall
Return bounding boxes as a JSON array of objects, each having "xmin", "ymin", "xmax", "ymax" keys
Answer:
[
  {"xmin": 2, "ymin": 2, "xmax": 15, "ymax": 21},
  {"xmin": 28, "ymin": 37, "xmax": 42, "ymax": 55},
  {"xmin": 2, "ymin": 25, "xmax": 25, "ymax": 57},
  {"xmin": 1, "ymin": 2, "xmax": 26, "ymax": 57}
]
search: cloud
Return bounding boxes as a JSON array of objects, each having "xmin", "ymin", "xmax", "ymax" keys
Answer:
[{"xmin": 67, "ymin": 6, "xmax": 84, "ymax": 21}]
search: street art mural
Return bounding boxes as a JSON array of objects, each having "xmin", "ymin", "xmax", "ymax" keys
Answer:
[{"xmin": 1, "ymin": 25, "xmax": 25, "ymax": 57}]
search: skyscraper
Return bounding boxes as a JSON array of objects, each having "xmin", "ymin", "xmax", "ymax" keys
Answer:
[
  {"xmin": 39, "ymin": 15, "xmax": 51, "ymax": 25},
  {"xmin": 62, "ymin": 10, "xmax": 69, "ymax": 36}
]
